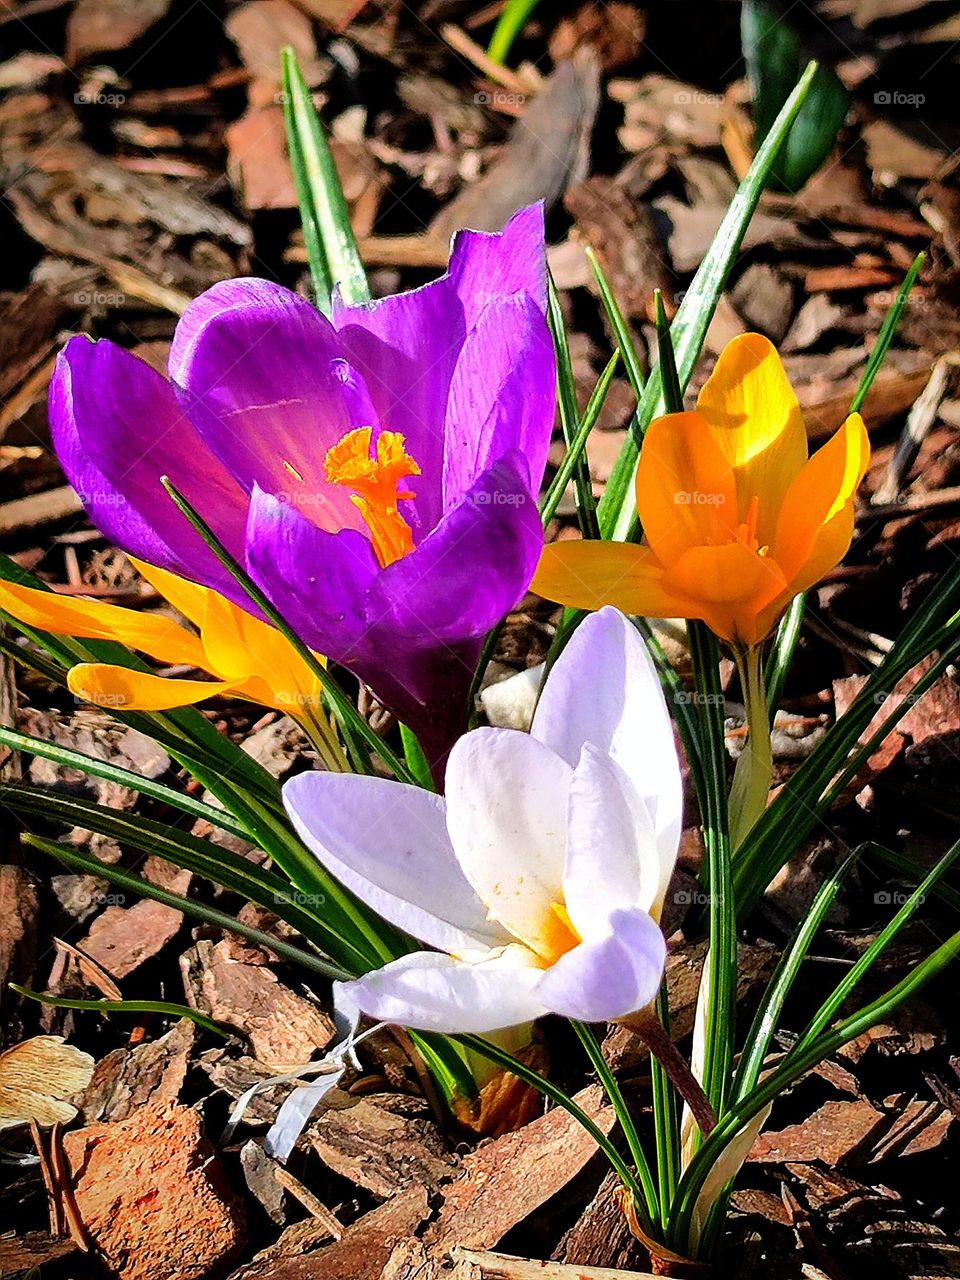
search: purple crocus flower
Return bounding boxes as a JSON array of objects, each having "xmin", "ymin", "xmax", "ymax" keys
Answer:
[{"xmin": 50, "ymin": 204, "xmax": 556, "ymax": 772}]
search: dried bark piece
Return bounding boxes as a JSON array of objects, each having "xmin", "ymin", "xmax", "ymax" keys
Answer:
[
  {"xmin": 309, "ymin": 1097, "xmax": 456, "ymax": 1198},
  {"xmin": 229, "ymin": 1185, "xmax": 430, "ymax": 1280},
  {"xmin": 66, "ymin": 0, "xmax": 172, "ymax": 64},
  {"xmin": 0, "ymin": 1036, "xmax": 94, "ymax": 1131},
  {"xmin": 424, "ymin": 1085, "xmax": 615, "ymax": 1251},
  {"xmin": 80, "ymin": 1018, "xmax": 194, "ymax": 1123},
  {"xmin": 62, "ymin": 1104, "xmax": 246, "ymax": 1280},
  {"xmin": 0, "ymin": 864, "xmax": 38, "ymax": 1012},
  {"xmin": 78, "ymin": 873, "xmax": 190, "ymax": 981},
  {"xmin": 749, "ymin": 1099, "xmax": 886, "ymax": 1167},
  {"xmin": 556, "ymin": 1169, "xmax": 652, "ymax": 1271},
  {"xmin": 182, "ymin": 938, "xmax": 335, "ymax": 1071}
]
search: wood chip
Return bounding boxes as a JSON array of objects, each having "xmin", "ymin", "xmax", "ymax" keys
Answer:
[
  {"xmin": 749, "ymin": 1099, "xmax": 887, "ymax": 1167},
  {"xmin": 63, "ymin": 1104, "xmax": 246, "ymax": 1280},
  {"xmin": 309, "ymin": 1097, "xmax": 456, "ymax": 1199}
]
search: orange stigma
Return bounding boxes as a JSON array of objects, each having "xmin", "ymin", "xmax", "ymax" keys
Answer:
[{"xmin": 324, "ymin": 427, "xmax": 420, "ymax": 568}]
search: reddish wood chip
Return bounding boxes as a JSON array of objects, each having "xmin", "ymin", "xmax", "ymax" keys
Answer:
[
  {"xmin": 62, "ymin": 1104, "xmax": 246, "ymax": 1280},
  {"xmin": 748, "ymin": 1099, "xmax": 886, "ymax": 1168}
]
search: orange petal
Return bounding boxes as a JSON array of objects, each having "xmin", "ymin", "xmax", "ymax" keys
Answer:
[
  {"xmin": 200, "ymin": 591, "xmax": 322, "ymax": 713},
  {"xmin": 661, "ymin": 543, "xmax": 789, "ymax": 645},
  {"xmin": 0, "ymin": 578, "xmax": 206, "ymax": 668},
  {"xmin": 635, "ymin": 412, "xmax": 738, "ymax": 564},
  {"xmin": 130, "ymin": 558, "xmax": 210, "ymax": 629},
  {"xmin": 67, "ymin": 663, "xmax": 235, "ymax": 712},
  {"xmin": 696, "ymin": 333, "xmax": 807, "ymax": 542},
  {"xmin": 772, "ymin": 412, "xmax": 870, "ymax": 587},
  {"xmin": 532, "ymin": 540, "xmax": 695, "ymax": 618}
]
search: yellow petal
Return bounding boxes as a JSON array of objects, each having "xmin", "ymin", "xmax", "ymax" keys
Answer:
[
  {"xmin": 661, "ymin": 543, "xmax": 788, "ymax": 645},
  {"xmin": 772, "ymin": 412, "xmax": 870, "ymax": 586},
  {"xmin": 532, "ymin": 541, "xmax": 695, "ymax": 618},
  {"xmin": 696, "ymin": 333, "xmax": 807, "ymax": 542},
  {"xmin": 199, "ymin": 592, "xmax": 322, "ymax": 713},
  {"xmin": 130, "ymin": 557, "xmax": 210, "ymax": 629},
  {"xmin": 0, "ymin": 578, "xmax": 206, "ymax": 668},
  {"xmin": 635, "ymin": 412, "xmax": 738, "ymax": 565},
  {"xmin": 68, "ymin": 663, "xmax": 235, "ymax": 712}
]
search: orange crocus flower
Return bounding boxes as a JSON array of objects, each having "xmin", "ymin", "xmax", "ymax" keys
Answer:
[
  {"xmin": 533, "ymin": 333, "xmax": 870, "ymax": 647},
  {"xmin": 0, "ymin": 560, "xmax": 323, "ymax": 717}
]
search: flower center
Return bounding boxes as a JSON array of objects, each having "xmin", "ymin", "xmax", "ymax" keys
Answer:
[
  {"xmin": 733, "ymin": 494, "xmax": 769, "ymax": 557},
  {"xmin": 324, "ymin": 427, "xmax": 420, "ymax": 568},
  {"xmin": 535, "ymin": 899, "xmax": 581, "ymax": 966}
]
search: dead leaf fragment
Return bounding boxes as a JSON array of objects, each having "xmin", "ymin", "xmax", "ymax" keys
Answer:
[{"xmin": 0, "ymin": 1036, "xmax": 94, "ymax": 1132}]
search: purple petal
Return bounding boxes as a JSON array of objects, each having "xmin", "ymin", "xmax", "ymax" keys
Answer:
[
  {"xmin": 244, "ymin": 484, "xmax": 378, "ymax": 658},
  {"xmin": 333, "ymin": 204, "xmax": 549, "ymax": 530},
  {"xmin": 532, "ymin": 608, "xmax": 683, "ymax": 873},
  {"xmin": 367, "ymin": 453, "xmax": 543, "ymax": 645},
  {"xmin": 441, "ymin": 293, "xmax": 555, "ymax": 511},
  {"xmin": 168, "ymin": 278, "xmax": 364, "ymax": 534},
  {"xmin": 282, "ymin": 770, "xmax": 510, "ymax": 954},
  {"xmin": 338, "ymin": 949, "xmax": 547, "ymax": 1034},
  {"xmin": 50, "ymin": 337, "xmax": 249, "ymax": 592},
  {"xmin": 535, "ymin": 907, "xmax": 667, "ymax": 1022}
]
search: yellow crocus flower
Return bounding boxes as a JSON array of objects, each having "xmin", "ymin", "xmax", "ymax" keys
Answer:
[
  {"xmin": 533, "ymin": 333, "xmax": 870, "ymax": 649},
  {"xmin": 0, "ymin": 559, "xmax": 325, "ymax": 724}
]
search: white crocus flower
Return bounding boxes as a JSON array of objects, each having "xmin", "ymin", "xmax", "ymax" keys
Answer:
[{"xmin": 282, "ymin": 607, "xmax": 683, "ymax": 1032}]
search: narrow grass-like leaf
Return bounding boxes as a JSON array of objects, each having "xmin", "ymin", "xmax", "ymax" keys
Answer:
[
  {"xmin": 789, "ymin": 838, "xmax": 960, "ymax": 1059},
  {"xmin": 458, "ymin": 1031, "xmax": 648, "ymax": 1219},
  {"xmin": 734, "ymin": 853, "xmax": 857, "ymax": 1100},
  {"xmin": 548, "ymin": 277, "xmax": 600, "ymax": 540},
  {"xmin": 586, "ymin": 248, "xmax": 646, "ymax": 403},
  {"xmin": 599, "ymin": 62, "xmax": 819, "ymax": 542},
  {"xmin": 763, "ymin": 251, "xmax": 925, "ymax": 705},
  {"xmin": 0, "ymin": 726, "xmax": 248, "ymax": 840},
  {"xmin": 281, "ymin": 47, "xmax": 369, "ymax": 312},
  {"xmin": 159, "ymin": 477, "xmax": 415, "ymax": 786},
  {"xmin": 12, "ymin": 986, "xmax": 227, "ymax": 1037},
  {"xmin": 487, "ymin": 0, "xmax": 542, "ymax": 63},
  {"xmin": 540, "ymin": 349, "xmax": 620, "ymax": 526},
  {"xmin": 572, "ymin": 1019, "xmax": 659, "ymax": 1225},
  {"xmin": 24, "ymin": 834, "xmax": 352, "ymax": 982},
  {"xmin": 671, "ymin": 925, "xmax": 960, "ymax": 1253}
]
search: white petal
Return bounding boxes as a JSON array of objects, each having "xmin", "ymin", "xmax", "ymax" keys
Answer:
[
  {"xmin": 341, "ymin": 948, "xmax": 548, "ymax": 1034},
  {"xmin": 445, "ymin": 727, "xmax": 571, "ymax": 957},
  {"xmin": 283, "ymin": 771, "xmax": 510, "ymax": 954},
  {"xmin": 531, "ymin": 607, "xmax": 683, "ymax": 890},
  {"xmin": 534, "ymin": 908, "xmax": 666, "ymax": 1022},
  {"xmin": 563, "ymin": 743, "xmax": 664, "ymax": 939}
]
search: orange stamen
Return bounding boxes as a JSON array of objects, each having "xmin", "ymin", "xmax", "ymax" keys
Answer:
[{"xmin": 324, "ymin": 427, "xmax": 420, "ymax": 568}]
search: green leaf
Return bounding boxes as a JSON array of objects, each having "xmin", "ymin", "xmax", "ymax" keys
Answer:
[
  {"xmin": 540, "ymin": 349, "xmax": 620, "ymax": 527},
  {"xmin": 158, "ymin": 476, "xmax": 416, "ymax": 787},
  {"xmin": 11, "ymin": 986, "xmax": 228, "ymax": 1037},
  {"xmin": 281, "ymin": 47, "xmax": 369, "ymax": 312},
  {"xmin": 598, "ymin": 62, "xmax": 819, "ymax": 543},
  {"xmin": 548, "ymin": 277, "xmax": 601, "ymax": 541},
  {"xmin": 24, "ymin": 834, "xmax": 352, "ymax": 983},
  {"xmin": 742, "ymin": 1, "xmax": 848, "ymax": 193},
  {"xmin": 487, "ymin": 0, "xmax": 542, "ymax": 64}
]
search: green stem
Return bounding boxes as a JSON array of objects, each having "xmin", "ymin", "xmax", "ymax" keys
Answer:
[{"xmin": 728, "ymin": 644, "xmax": 772, "ymax": 853}]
